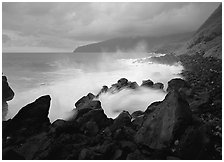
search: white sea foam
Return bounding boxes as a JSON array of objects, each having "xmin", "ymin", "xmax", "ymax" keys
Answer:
[{"xmin": 5, "ymin": 54, "xmax": 183, "ymax": 122}]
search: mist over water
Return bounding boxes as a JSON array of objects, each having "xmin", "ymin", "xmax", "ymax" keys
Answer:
[{"xmin": 3, "ymin": 52, "xmax": 183, "ymax": 122}]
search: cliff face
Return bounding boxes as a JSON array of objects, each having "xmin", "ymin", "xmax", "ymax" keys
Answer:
[
  {"xmin": 180, "ymin": 4, "xmax": 222, "ymax": 59},
  {"xmin": 74, "ymin": 33, "xmax": 193, "ymax": 53}
]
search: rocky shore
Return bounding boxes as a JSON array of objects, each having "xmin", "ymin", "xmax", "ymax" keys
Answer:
[
  {"xmin": 2, "ymin": 76, "xmax": 14, "ymax": 121},
  {"xmin": 2, "ymin": 52, "xmax": 222, "ymax": 160}
]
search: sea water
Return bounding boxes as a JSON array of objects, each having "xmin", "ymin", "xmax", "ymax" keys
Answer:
[{"xmin": 2, "ymin": 52, "xmax": 183, "ymax": 122}]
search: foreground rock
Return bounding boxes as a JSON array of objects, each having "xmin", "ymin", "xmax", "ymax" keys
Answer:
[
  {"xmin": 2, "ymin": 76, "xmax": 15, "ymax": 120},
  {"xmin": 3, "ymin": 95, "xmax": 51, "ymax": 142},
  {"xmin": 2, "ymin": 72, "xmax": 221, "ymax": 159},
  {"xmin": 135, "ymin": 90, "xmax": 192, "ymax": 149}
]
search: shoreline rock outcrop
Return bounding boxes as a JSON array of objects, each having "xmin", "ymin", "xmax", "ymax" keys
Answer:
[
  {"xmin": 2, "ymin": 75, "xmax": 15, "ymax": 120},
  {"xmin": 2, "ymin": 55, "xmax": 221, "ymax": 160}
]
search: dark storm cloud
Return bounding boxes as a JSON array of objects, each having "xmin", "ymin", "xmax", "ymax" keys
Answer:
[{"xmin": 2, "ymin": 2, "xmax": 220, "ymax": 52}]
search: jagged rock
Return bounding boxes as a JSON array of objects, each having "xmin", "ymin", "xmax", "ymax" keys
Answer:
[
  {"xmin": 2, "ymin": 76, "xmax": 15, "ymax": 102},
  {"xmin": 153, "ymin": 82, "xmax": 164, "ymax": 90},
  {"xmin": 2, "ymin": 76, "xmax": 15, "ymax": 120},
  {"xmin": 135, "ymin": 91, "xmax": 192, "ymax": 149},
  {"xmin": 50, "ymin": 119, "xmax": 79, "ymax": 136},
  {"xmin": 77, "ymin": 109, "xmax": 112, "ymax": 131},
  {"xmin": 96, "ymin": 85, "xmax": 108, "ymax": 97},
  {"xmin": 141, "ymin": 79, "xmax": 154, "ymax": 87},
  {"xmin": 131, "ymin": 115, "xmax": 144, "ymax": 131},
  {"xmin": 117, "ymin": 78, "xmax": 128, "ymax": 86},
  {"xmin": 131, "ymin": 110, "xmax": 144, "ymax": 119},
  {"xmin": 73, "ymin": 93, "xmax": 102, "ymax": 118},
  {"xmin": 3, "ymin": 95, "xmax": 51, "ymax": 138},
  {"xmin": 75, "ymin": 93, "xmax": 95, "ymax": 109},
  {"xmin": 126, "ymin": 81, "xmax": 139, "ymax": 89},
  {"xmin": 166, "ymin": 78, "xmax": 190, "ymax": 92},
  {"xmin": 110, "ymin": 111, "xmax": 132, "ymax": 131}
]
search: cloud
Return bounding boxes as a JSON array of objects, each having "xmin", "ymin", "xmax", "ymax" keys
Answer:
[
  {"xmin": 2, "ymin": 34, "xmax": 11, "ymax": 43},
  {"xmin": 2, "ymin": 2, "xmax": 220, "ymax": 52}
]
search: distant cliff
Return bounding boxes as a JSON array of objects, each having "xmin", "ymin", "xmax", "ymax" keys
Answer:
[{"xmin": 73, "ymin": 33, "xmax": 193, "ymax": 53}]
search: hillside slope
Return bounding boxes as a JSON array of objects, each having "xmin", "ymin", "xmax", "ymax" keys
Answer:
[
  {"xmin": 74, "ymin": 33, "xmax": 193, "ymax": 53},
  {"xmin": 179, "ymin": 4, "xmax": 222, "ymax": 59}
]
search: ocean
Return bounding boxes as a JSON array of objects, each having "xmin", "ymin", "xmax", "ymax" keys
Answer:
[{"xmin": 2, "ymin": 52, "xmax": 183, "ymax": 122}]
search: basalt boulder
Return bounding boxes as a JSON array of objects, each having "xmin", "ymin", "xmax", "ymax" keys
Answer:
[
  {"xmin": 110, "ymin": 111, "xmax": 132, "ymax": 131},
  {"xmin": 2, "ymin": 76, "xmax": 15, "ymax": 102},
  {"xmin": 153, "ymin": 82, "xmax": 164, "ymax": 90},
  {"xmin": 141, "ymin": 79, "xmax": 154, "ymax": 87},
  {"xmin": 77, "ymin": 109, "xmax": 113, "ymax": 132},
  {"xmin": 75, "ymin": 93, "xmax": 97, "ymax": 110},
  {"xmin": 3, "ymin": 95, "xmax": 51, "ymax": 139},
  {"xmin": 117, "ymin": 78, "xmax": 128, "ymax": 87},
  {"xmin": 96, "ymin": 85, "xmax": 109, "ymax": 97},
  {"xmin": 2, "ymin": 75, "xmax": 15, "ymax": 120},
  {"xmin": 135, "ymin": 91, "xmax": 192, "ymax": 149},
  {"xmin": 166, "ymin": 78, "xmax": 190, "ymax": 92}
]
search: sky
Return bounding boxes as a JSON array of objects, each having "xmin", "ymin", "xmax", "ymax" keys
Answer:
[{"xmin": 2, "ymin": 2, "xmax": 220, "ymax": 52}]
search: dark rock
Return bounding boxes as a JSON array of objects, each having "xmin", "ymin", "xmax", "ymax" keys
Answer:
[
  {"xmin": 75, "ymin": 93, "xmax": 95, "ymax": 109},
  {"xmin": 71, "ymin": 108, "xmax": 92, "ymax": 121},
  {"xmin": 141, "ymin": 79, "xmax": 154, "ymax": 87},
  {"xmin": 166, "ymin": 78, "xmax": 190, "ymax": 92},
  {"xmin": 2, "ymin": 76, "xmax": 14, "ymax": 102},
  {"xmin": 126, "ymin": 81, "xmax": 139, "ymax": 89},
  {"xmin": 113, "ymin": 126, "xmax": 136, "ymax": 141},
  {"xmin": 174, "ymin": 122, "xmax": 221, "ymax": 160},
  {"xmin": 2, "ymin": 148, "xmax": 25, "ymax": 160},
  {"xmin": 83, "ymin": 121, "xmax": 99, "ymax": 136},
  {"xmin": 96, "ymin": 85, "xmax": 108, "ymax": 97},
  {"xmin": 79, "ymin": 148, "xmax": 102, "ymax": 160},
  {"xmin": 117, "ymin": 78, "xmax": 128, "ymax": 86},
  {"xmin": 110, "ymin": 111, "xmax": 132, "ymax": 131},
  {"xmin": 73, "ymin": 93, "xmax": 102, "ymax": 116},
  {"xmin": 77, "ymin": 109, "xmax": 112, "ymax": 131},
  {"xmin": 16, "ymin": 132, "xmax": 52, "ymax": 159},
  {"xmin": 153, "ymin": 82, "xmax": 164, "ymax": 90},
  {"xmin": 131, "ymin": 115, "xmax": 144, "ymax": 131},
  {"xmin": 112, "ymin": 149, "xmax": 123, "ymax": 160},
  {"xmin": 50, "ymin": 119, "xmax": 79, "ymax": 136},
  {"xmin": 119, "ymin": 140, "xmax": 137, "ymax": 152},
  {"xmin": 126, "ymin": 149, "xmax": 149, "ymax": 160},
  {"xmin": 166, "ymin": 156, "xmax": 181, "ymax": 160},
  {"xmin": 189, "ymin": 91, "xmax": 210, "ymax": 113},
  {"xmin": 3, "ymin": 95, "xmax": 51, "ymax": 138},
  {"xmin": 131, "ymin": 110, "xmax": 144, "ymax": 119},
  {"xmin": 135, "ymin": 91, "xmax": 192, "ymax": 149},
  {"xmin": 2, "ymin": 75, "xmax": 15, "ymax": 120},
  {"xmin": 144, "ymin": 101, "xmax": 162, "ymax": 114}
]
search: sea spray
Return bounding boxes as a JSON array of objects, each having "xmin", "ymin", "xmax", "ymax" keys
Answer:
[
  {"xmin": 97, "ymin": 87, "xmax": 167, "ymax": 118},
  {"xmin": 5, "ymin": 54, "xmax": 183, "ymax": 122}
]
